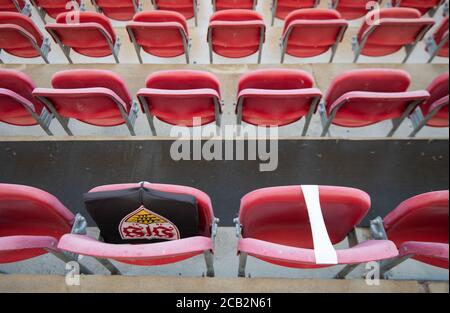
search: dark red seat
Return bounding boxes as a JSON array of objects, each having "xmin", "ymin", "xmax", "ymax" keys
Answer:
[
  {"xmin": 320, "ymin": 68, "xmax": 430, "ymax": 137},
  {"xmin": 410, "ymin": 72, "xmax": 449, "ymax": 136},
  {"xmin": 0, "ymin": 69, "xmax": 53, "ymax": 135},
  {"xmin": 236, "ymin": 69, "xmax": 322, "ymax": 135},
  {"xmin": 371, "ymin": 191, "xmax": 449, "ymax": 275},
  {"xmin": 57, "ymin": 182, "xmax": 218, "ymax": 276},
  {"xmin": 281, "ymin": 8, "xmax": 348, "ymax": 63},
  {"xmin": 0, "ymin": 0, "xmax": 29, "ymax": 15},
  {"xmin": 32, "ymin": 69, "xmax": 138, "ymax": 136},
  {"xmin": 271, "ymin": 0, "xmax": 319, "ymax": 25},
  {"xmin": 391, "ymin": 0, "xmax": 445, "ymax": 16},
  {"xmin": 353, "ymin": 8, "xmax": 435, "ymax": 63},
  {"xmin": 207, "ymin": 9, "xmax": 266, "ymax": 63},
  {"xmin": 213, "ymin": 0, "xmax": 257, "ymax": 11},
  {"xmin": 91, "ymin": 0, "xmax": 140, "ymax": 21},
  {"xmin": 425, "ymin": 16, "xmax": 449, "ymax": 62},
  {"xmin": 137, "ymin": 70, "xmax": 222, "ymax": 135},
  {"xmin": 126, "ymin": 10, "xmax": 190, "ymax": 64},
  {"xmin": 331, "ymin": 0, "xmax": 381, "ymax": 20},
  {"xmin": 0, "ymin": 12, "xmax": 50, "ymax": 63},
  {"xmin": 236, "ymin": 185, "xmax": 398, "ymax": 277},
  {"xmin": 30, "ymin": 0, "xmax": 82, "ymax": 23},
  {"xmin": 152, "ymin": 0, "xmax": 198, "ymax": 26},
  {"xmin": 45, "ymin": 11, "xmax": 120, "ymax": 64}
]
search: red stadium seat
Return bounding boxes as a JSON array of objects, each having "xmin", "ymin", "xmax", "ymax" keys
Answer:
[
  {"xmin": 271, "ymin": 0, "xmax": 319, "ymax": 26},
  {"xmin": 0, "ymin": 69, "xmax": 53, "ymax": 135},
  {"xmin": 331, "ymin": 0, "xmax": 381, "ymax": 20},
  {"xmin": 207, "ymin": 9, "xmax": 266, "ymax": 63},
  {"xmin": 410, "ymin": 72, "xmax": 449, "ymax": 136},
  {"xmin": 126, "ymin": 10, "xmax": 190, "ymax": 64},
  {"xmin": 32, "ymin": 69, "xmax": 139, "ymax": 136},
  {"xmin": 0, "ymin": 0, "xmax": 30, "ymax": 15},
  {"xmin": 353, "ymin": 8, "xmax": 435, "ymax": 63},
  {"xmin": 29, "ymin": 0, "xmax": 82, "ymax": 24},
  {"xmin": 281, "ymin": 8, "xmax": 348, "ymax": 63},
  {"xmin": 137, "ymin": 70, "xmax": 222, "ymax": 135},
  {"xmin": 57, "ymin": 182, "xmax": 219, "ymax": 276},
  {"xmin": 91, "ymin": 0, "xmax": 141, "ymax": 21},
  {"xmin": 0, "ymin": 183, "xmax": 92, "ymax": 274},
  {"xmin": 236, "ymin": 69, "xmax": 322, "ymax": 135},
  {"xmin": 390, "ymin": 0, "xmax": 445, "ymax": 16},
  {"xmin": 152, "ymin": 0, "xmax": 198, "ymax": 26},
  {"xmin": 235, "ymin": 185, "xmax": 398, "ymax": 278},
  {"xmin": 213, "ymin": 0, "xmax": 257, "ymax": 11},
  {"xmin": 425, "ymin": 16, "xmax": 449, "ymax": 62},
  {"xmin": 0, "ymin": 12, "xmax": 51, "ymax": 63},
  {"xmin": 320, "ymin": 69, "xmax": 430, "ymax": 137},
  {"xmin": 45, "ymin": 11, "xmax": 121, "ymax": 63},
  {"xmin": 370, "ymin": 191, "xmax": 449, "ymax": 276}
]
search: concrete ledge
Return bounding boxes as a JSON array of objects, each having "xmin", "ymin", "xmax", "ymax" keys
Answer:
[{"xmin": 0, "ymin": 275, "xmax": 447, "ymax": 293}]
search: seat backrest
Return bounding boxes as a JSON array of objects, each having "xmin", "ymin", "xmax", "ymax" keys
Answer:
[
  {"xmin": 0, "ymin": 11, "xmax": 43, "ymax": 48},
  {"xmin": 0, "ymin": 0, "xmax": 25, "ymax": 12},
  {"xmin": 358, "ymin": 8, "xmax": 433, "ymax": 46},
  {"xmin": 209, "ymin": 9, "xmax": 265, "ymax": 58},
  {"xmin": 215, "ymin": 0, "xmax": 255, "ymax": 11},
  {"xmin": 0, "ymin": 69, "xmax": 43, "ymax": 125},
  {"xmin": 94, "ymin": 0, "xmax": 137, "ymax": 21},
  {"xmin": 393, "ymin": 0, "xmax": 443, "ymax": 15},
  {"xmin": 420, "ymin": 72, "xmax": 449, "ymax": 126},
  {"xmin": 154, "ymin": 0, "xmax": 195, "ymax": 19},
  {"xmin": 332, "ymin": 0, "xmax": 380, "ymax": 20},
  {"xmin": 32, "ymin": 0, "xmax": 81, "ymax": 19},
  {"xmin": 86, "ymin": 183, "xmax": 215, "ymax": 243},
  {"xmin": 239, "ymin": 186, "xmax": 371, "ymax": 248},
  {"xmin": 275, "ymin": 0, "xmax": 317, "ymax": 20}
]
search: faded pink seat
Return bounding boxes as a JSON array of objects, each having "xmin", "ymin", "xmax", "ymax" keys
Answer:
[
  {"xmin": 0, "ymin": 69, "xmax": 53, "ymax": 135},
  {"xmin": 236, "ymin": 69, "xmax": 322, "ymax": 135},
  {"xmin": 320, "ymin": 68, "xmax": 430, "ymax": 137},
  {"xmin": 371, "ymin": 191, "xmax": 449, "ymax": 275},
  {"xmin": 32, "ymin": 69, "xmax": 138, "ymax": 136},
  {"xmin": 137, "ymin": 70, "xmax": 222, "ymax": 135},
  {"xmin": 213, "ymin": 0, "xmax": 257, "ymax": 11},
  {"xmin": 91, "ymin": 0, "xmax": 141, "ymax": 21},
  {"xmin": 331, "ymin": 0, "xmax": 382, "ymax": 20},
  {"xmin": 353, "ymin": 8, "xmax": 435, "ymax": 63},
  {"xmin": 281, "ymin": 8, "xmax": 348, "ymax": 62},
  {"xmin": 236, "ymin": 185, "xmax": 398, "ymax": 277},
  {"xmin": 271, "ymin": 0, "xmax": 319, "ymax": 26},
  {"xmin": 45, "ymin": 11, "xmax": 120, "ymax": 64},
  {"xmin": 57, "ymin": 182, "xmax": 218, "ymax": 276},
  {"xmin": 152, "ymin": 0, "xmax": 198, "ymax": 26},
  {"xmin": 30, "ymin": 0, "xmax": 82, "ymax": 24},
  {"xmin": 390, "ymin": 0, "xmax": 445, "ymax": 16},
  {"xmin": 126, "ymin": 10, "xmax": 190, "ymax": 64},
  {"xmin": 0, "ymin": 12, "xmax": 50, "ymax": 63}
]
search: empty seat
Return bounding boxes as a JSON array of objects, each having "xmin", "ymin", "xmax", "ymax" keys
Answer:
[
  {"xmin": 29, "ymin": 0, "xmax": 82, "ymax": 24},
  {"xmin": 45, "ymin": 11, "xmax": 121, "ymax": 64},
  {"xmin": 207, "ymin": 9, "xmax": 266, "ymax": 63},
  {"xmin": 371, "ymin": 190, "xmax": 449, "ymax": 275},
  {"xmin": 271, "ymin": 0, "xmax": 319, "ymax": 26},
  {"xmin": 0, "ymin": 0, "xmax": 30, "ymax": 15},
  {"xmin": 0, "ymin": 69, "xmax": 53, "ymax": 135},
  {"xmin": 126, "ymin": 10, "xmax": 190, "ymax": 64},
  {"xmin": 32, "ymin": 69, "xmax": 139, "ymax": 136},
  {"xmin": 390, "ymin": 0, "xmax": 445, "ymax": 16},
  {"xmin": 236, "ymin": 185, "xmax": 398, "ymax": 278},
  {"xmin": 152, "ymin": 0, "xmax": 198, "ymax": 26},
  {"xmin": 425, "ymin": 15, "xmax": 449, "ymax": 63},
  {"xmin": 281, "ymin": 8, "xmax": 348, "ymax": 63},
  {"xmin": 319, "ymin": 69, "xmax": 430, "ymax": 137},
  {"xmin": 91, "ymin": 0, "xmax": 141, "ymax": 21},
  {"xmin": 0, "ymin": 183, "xmax": 92, "ymax": 273},
  {"xmin": 213, "ymin": 0, "xmax": 257, "ymax": 11},
  {"xmin": 236, "ymin": 69, "xmax": 322, "ymax": 135},
  {"xmin": 0, "ymin": 12, "xmax": 51, "ymax": 63},
  {"xmin": 57, "ymin": 182, "xmax": 219, "ymax": 276},
  {"xmin": 137, "ymin": 70, "xmax": 222, "ymax": 135},
  {"xmin": 410, "ymin": 72, "xmax": 449, "ymax": 136},
  {"xmin": 353, "ymin": 8, "xmax": 435, "ymax": 63},
  {"xmin": 331, "ymin": 0, "xmax": 381, "ymax": 20}
]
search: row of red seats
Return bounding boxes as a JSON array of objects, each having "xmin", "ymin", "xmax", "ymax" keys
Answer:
[
  {"xmin": 1, "ymin": 68, "xmax": 448, "ymax": 137},
  {"xmin": 0, "ymin": 0, "xmax": 447, "ymax": 25},
  {"xmin": 0, "ymin": 8, "xmax": 448, "ymax": 64},
  {"xmin": 0, "ymin": 183, "xmax": 447, "ymax": 277}
]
